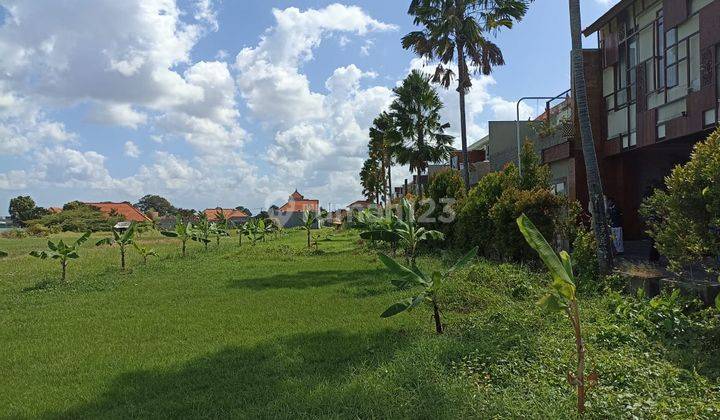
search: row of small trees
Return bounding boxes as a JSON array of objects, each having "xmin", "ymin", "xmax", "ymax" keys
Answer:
[{"xmin": 20, "ymin": 208, "xmax": 330, "ymax": 283}]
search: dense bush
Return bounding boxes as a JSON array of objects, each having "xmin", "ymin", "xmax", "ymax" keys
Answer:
[
  {"xmin": 29, "ymin": 203, "xmax": 122, "ymax": 232},
  {"xmin": 571, "ymin": 226, "xmax": 600, "ymax": 293},
  {"xmin": 8, "ymin": 195, "xmax": 48, "ymax": 226},
  {"xmin": 640, "ymin": 127, "xmax": 720, "ymax": 277},
  {"xmin": 426, "ymin": 168, "xmax": 466, "ymax": 240},
  {"xmin": 454, "ymin": 142, "xmax": 563, "ymax": 260}
]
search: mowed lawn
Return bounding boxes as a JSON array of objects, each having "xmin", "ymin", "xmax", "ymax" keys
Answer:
[
  {"xmin": 3, "ymin": 229, "xmax": 720, "ymax": 419},
  {"xmin": 0, "ymin": 230, "xmax": 476, "ymax": 419}
]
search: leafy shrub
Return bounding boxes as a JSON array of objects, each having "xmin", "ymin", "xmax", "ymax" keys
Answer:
[
  {"xmin": 571, "ymin": 226, "xmax": 600, "ymax": 294},
  {"xmin": 612, "ymin": 289, "xmax": 712, "ymax": 342},
  {"xmin": 25, "ymin": 223, "xmax": 51, "ymax": 237},
  {"xmin": 454, "ymin": 170, "xmax": 506, "ymax": 254},
  {"xmin": 640, "ymin": 127, "xmax": 720, "ymax": 277},
  {"xmin": 427, "ymin": 168, "xmax": 466, "ymax": 241},
  {"xmin": 489, "ymin": 187, "xmax": 563, "ymax": 261},
  {"xmin": 0, "ymin": 229, "xmax": 27, "ymax": 239},
  {"xmin": 31, "ymin": 203, "xmax": 122, "ymax": 232},
  {"xmin": 454, "ymin": 142, "xmax": 563, "ymax": 261}
]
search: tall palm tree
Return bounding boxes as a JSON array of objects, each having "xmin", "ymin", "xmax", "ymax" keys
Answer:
[
  {"xmin": 568, "ymin": 0, "xmax": 613, "ymax": 274},
  {"xmin": 360, "ymin": 157, "xmax": 382, "ymax": 205},
  {"xmin": 369, "ymin": 112, "xmax": 400, "ymax": 206},
  {"xmin": 403, "ymin": 0, "xmax": 531, "ymax": 188},
  {"xmin": 390, "ymin": 70, "xmax": 454, "ymax": 197}
]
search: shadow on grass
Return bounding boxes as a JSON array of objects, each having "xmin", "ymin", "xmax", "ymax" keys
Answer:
[
  {"xmin": 229, "ymin": 269, "xmax": 386, "ymax": 291},
  {"xmin": 45, "ymin": 329, "xmax": 421, "ymax": 419}
]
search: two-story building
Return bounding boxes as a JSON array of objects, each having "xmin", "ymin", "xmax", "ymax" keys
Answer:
[{"xmin": 581, "ymin": 0, "xmax": 719, "ymax": 237}]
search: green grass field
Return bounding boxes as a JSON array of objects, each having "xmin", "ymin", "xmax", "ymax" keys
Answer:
[{"xmin": 2, "ymin": 229, "xmax": 720, "ymax": 418}]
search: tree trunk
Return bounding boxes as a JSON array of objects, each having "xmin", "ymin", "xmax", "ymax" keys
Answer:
[
  {"xmin": 432, "ymin": 299, "xmax": 444, "ymax": 334},
  {"xmin": 388, "ymin": 159, "xmax": 393, "ymax": 202},
  {"xmin": 417, "ymin": 167, "xmax": 423, "ymax": 197},
  {"xmin": 381, "ymin": 152, "xmax": 388, "ymax": 206},
  {"xmin": 568, "ymin": 0, "xmax": 613, "ymax": 274},
  {"xmin": 457, "ymin": 43, "xmax": 471, "ymax": 189},
  {"xmin": 121, "ymin": 247, "xmax": 125, "ymax": 270},
  {"xmin": 61, "ymin": 260, "xmax": 66, "ymax": 283},
  {"xmin": 307, "ymin": 229, "xmax": 311, "ymax": 248},
  {"xmin": 182, "ymin": 240, "xmax": 186, "ymax": 257}
]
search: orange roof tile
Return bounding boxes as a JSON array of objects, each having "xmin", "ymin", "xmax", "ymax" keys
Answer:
[
  {"xmin": 278, "ymin": 200, "xmax": 319, "ymax": 213},
  {"xmin": 84, "ymin": 202, "xmax": 150, "ymax": 222},
  {"xmin": 203, "ymin": 208, "xmax": 248, "ymax": 221},
  {"xmin": 347, "ymin": 200, "xmax": 372, "ymax": 209}
]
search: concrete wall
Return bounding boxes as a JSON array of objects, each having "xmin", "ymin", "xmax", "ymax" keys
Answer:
[{"xmin": 485, "ymin": 121, "xmax": 537, "ymax": 172}]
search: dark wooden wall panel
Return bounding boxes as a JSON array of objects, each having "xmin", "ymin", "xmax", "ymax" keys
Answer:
[
  {"xmin": 542, "ymin": 142, "xmax": 570, "ymax": 163},
  {"xmin": 666, "ymin": 115, "xmax": 688, "ymax": 140},
  {"xmin": 700, "ymin": 0, "xmax": 720, "ymax": 48},
  {"xmin": 664, "ymin": 0, "xmax": 688, "ymax": 29}
]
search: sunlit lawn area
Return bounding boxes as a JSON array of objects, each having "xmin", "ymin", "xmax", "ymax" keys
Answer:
[{"xmin": 2, "ymin": 229, "xmax": 720, "ymax": 418}]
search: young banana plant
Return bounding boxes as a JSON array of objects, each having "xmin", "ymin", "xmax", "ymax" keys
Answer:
[
  {"xmin": 95, "ymin": 223, "xmax": 135, "ymax": 270},
  {"xmin": 395, "ymin": 198, "xmax": 444, "ymax": 264},
  {"xmin": 379, "ymin": 246, "xmax": 477, "ymax": 334},
  {"xmin": 29, "ymin": 232, "xmax": 91, "ymax": 282},
  {"xmin": 302, "ymin": 209, "xmax": 327, "ymax": 248},
  {"xmin": 210, "ymin": 222, "xmax": 228, "ymax": 248},
  {"xmin": 237, "ymin": 223, "xmax": 249, "ymax": 246},
  {"xmin": 193, "ymin": 214, "xmax": 212, "ymax": 251},
  {"xmin": 133, "ymin": 242, "xmax": 158, "ymax": 264},
  {"xmin": 160, "ymin": 217, "xmax": 193, "ymax": 257},
  {"xmin": 517, "ymin": 214, "xmax": 597, "ymax": 415},
  {"xmin": 212, "ymin": 210, "xmax": 229, "ymax": 247}
]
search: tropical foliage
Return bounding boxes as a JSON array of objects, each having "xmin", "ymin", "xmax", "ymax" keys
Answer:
[
  {"xmin": 95, "ymin": 224, "xmax": 136, "ymax": 270},
  {"xmin": 133, "ymin": 242, "xmax": 158, "ymax": 264},
  {"xmin": 160, "ymin": 217, "xmax": 194, "ymax": 257},
  {"xmin": 302, "ymin": 209, "xmax": 325, "ymax": 248},
  {"xmin": 192, "ymin": 214, "xmax": 212, "ymax": 251},
  {"xmin": 359, "ymin": 157, "xmax": 383, "ymax": 205},
  {"xmin": 394, "ymin": 198, "xmax": 444, "ymax": 264},
  {"xmin": 29, "ymin": 232, "xmax": 91, "ymax": 282},
  {"xmin": 403, "ymin": 0, "xmax": 531, "ymax": 186},
  {"xmin": 369, "ymin": 112, "xmax": 399, "ymax": 205},
  {"xmin": 517, "ymin": 214, "xmax": 596, "ymax": 415},
  {"xmin": 455, "ymin": 142, "xmax": 563, "ymax": 260},
  {"xmin": 379, "ymin": 246, "xmax": 477, "ymax": 334},
  {"xmin": 8, "ymin": 195, "xmax": 49, "ymax": 226},
  {"xmin": 641, "ymin": 127, "xmax": 720, "ymax": 278},
  {"xmin": 389, "ymin": 70, "xmax": 453, "ymax": 197}
]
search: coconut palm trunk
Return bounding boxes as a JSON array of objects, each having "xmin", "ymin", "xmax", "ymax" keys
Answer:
[
  {"xmin": 387, "ymin": 159, "xmax": 392, "ymax": 202},
  {"xmin": 569, "ymin": 0, "xmax": 613, "ymax": 273},
  {"xmin": 457, "ymin": 42, "xmax": 471, "ymax": 188}
]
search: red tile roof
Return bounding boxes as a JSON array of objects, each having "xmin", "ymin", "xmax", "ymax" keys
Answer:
[
  {"xmin": 84, "ymin": 202, "xmax": 150, "ymax": 222},
  {"xmin": 276, "ymin": 190, "xmax": 318, "ymax": 213},
  {"xmin": 48, "ymin": 207, "xmax": 63, "ymax": 214},
  {"xmin": 203, "ymin": 208, "xmax": 248, "ymax": 221},
  {"xmin": 279, "ymin": 200, "xmax": 319, "ymax": 213},
  {"xmin": 347, "ymin": 200, "xmax": 372, "ymax": 209}
]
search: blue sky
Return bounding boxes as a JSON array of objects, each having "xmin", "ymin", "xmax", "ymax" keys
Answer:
[{"xmin": 0, "ymin": 0, "xmax": 618, "ymax": 214}]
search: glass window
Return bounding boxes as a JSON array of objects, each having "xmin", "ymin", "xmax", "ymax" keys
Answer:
[
  {"xmin": 667, "ymin": 63, "xmax": 678, "ymax": 87},
  {"xmin": 657, "ymin": 124, "xmax": 666, "ymax": 140},
  {"xmin": 666, "ymin": 28, "xmax": 677, "ymax": 46},
  {"xmin": 656, "ymin": 12, "xmax": 665, "ymax": 89},
  {"xmin": 689, "ymin": 35, "xmax": 700, "ymax": 91},
  {"xmin": 704, "ymin": 109, "xmax": 717, "ymax": 127},
  {"xmin": 665, "ymin": 28, "xmax": 679, "ymax": 88}
]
